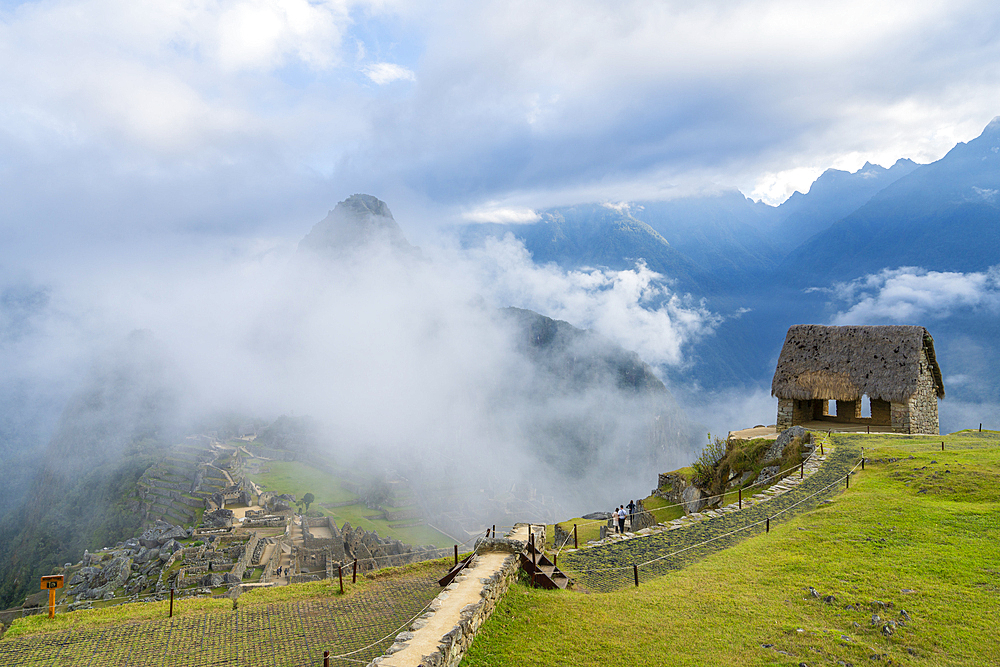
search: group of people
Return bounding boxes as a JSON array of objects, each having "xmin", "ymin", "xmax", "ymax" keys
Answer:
[{"xmin": 613, "ymin": 500, "xmax": 637, "ymax": 534}]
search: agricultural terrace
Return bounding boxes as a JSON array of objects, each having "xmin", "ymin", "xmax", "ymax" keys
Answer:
[
  {"xmin": 0, "ymin": 559, "xmax": 453, "ymax": 667},
  {"xmin": 251, "ymin": 458, "xmax": 453, "ymax": 547}
]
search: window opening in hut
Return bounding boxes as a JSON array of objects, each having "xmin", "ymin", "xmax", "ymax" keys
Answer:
[
  {"xmin": 828, "ymin": 400, "xmax": 836, "ymax": 416},
  {"xmin": 861, "ymin": 395, "xmax": 871, "ymax": 418}
]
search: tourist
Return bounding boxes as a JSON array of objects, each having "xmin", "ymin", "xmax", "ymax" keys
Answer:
[{"xmin": 617, "ymin": 505, "xmax": 626, "ymax": 534}]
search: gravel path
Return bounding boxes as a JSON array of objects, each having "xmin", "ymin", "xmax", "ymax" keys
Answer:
[{"xmin": 561, "ymin": 439, "xmax": 861, "ymax": 592}]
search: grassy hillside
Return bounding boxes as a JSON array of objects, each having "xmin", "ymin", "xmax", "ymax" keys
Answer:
[
  {"xmin": 462, "ymin": 430, "xmax": 1000, "ymax": 666},
  {"xmin": 253, "ymin": 460, "xmax": 453, "ymax": 547}
]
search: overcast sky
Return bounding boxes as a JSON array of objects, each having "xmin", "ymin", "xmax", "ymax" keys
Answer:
[{"xmin": 2, "ymin": 0, "xmax": 1000, "ymax": 260}]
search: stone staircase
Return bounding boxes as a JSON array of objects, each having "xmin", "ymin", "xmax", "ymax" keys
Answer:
[{"xmin": 519, "ymin": 541, "xmax": 571, "ymax": 590}]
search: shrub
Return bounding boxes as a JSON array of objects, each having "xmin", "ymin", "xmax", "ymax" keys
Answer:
[{"xmin": 692, "ymin": 436, "xmax": 728, "ymax": 488}]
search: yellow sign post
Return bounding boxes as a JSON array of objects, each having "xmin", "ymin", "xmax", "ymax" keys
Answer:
[{"xmin": 40, "ymin": 575, "xmax": 64, "ymax": 619}]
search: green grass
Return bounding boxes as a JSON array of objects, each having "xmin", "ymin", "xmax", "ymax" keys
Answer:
[
  {"xmin": 2, "ymin": 597, "xmax": 232, "ymax": 639},
  {"xmin": 462, "ymin": 430, "xmax": 1000, "ymax": 666},
  {"xmin": 254, "ymin": 461, "xmax": 452, "ymax": 547},
  {"xmin": 3, "ymin": 558, "xmax": 453, "ymax": 641}
]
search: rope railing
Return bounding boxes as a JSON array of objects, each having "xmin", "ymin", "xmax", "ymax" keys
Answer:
[
  {"xmin": 550, "ymin": 440, "xmax": 829, "ymax": 555},
  {"xmin": 556, "ymin": 434, "xmax": 994, "ymax": 591},
  {"xmin": 568, "ymin": 457, "xmax": 863, "ymax": 575}
]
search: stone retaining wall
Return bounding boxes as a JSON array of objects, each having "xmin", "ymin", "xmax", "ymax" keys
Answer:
[{"xmin": 370, "ymin": 539, "xmax": 524, "ymax": 667}]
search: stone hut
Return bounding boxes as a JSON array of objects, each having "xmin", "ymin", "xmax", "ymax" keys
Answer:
[{"xmin": 771, "ymin": 325, "xmax": 944, "ymax": 434}]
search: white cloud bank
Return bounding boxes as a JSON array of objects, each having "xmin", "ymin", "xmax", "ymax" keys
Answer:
[
  {"xmin": 3, "ymin": 0, "xmax": 1000, "ymax": 248},
  {"xmin": 827, "ymin": 266, "xmax": 1000, "ymax": 324},
  {"xmin": 458, "ymin": 236, "xmax": 719, "ymax": 367}
]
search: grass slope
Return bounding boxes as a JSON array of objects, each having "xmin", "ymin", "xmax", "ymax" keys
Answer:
[
  {"xmin": 254, "ymin": 461, "xmax": 452, "ymax": 547},
  {"xmin": 462, "ymin": 431, "xmax": 1000, "ymax": 667}
]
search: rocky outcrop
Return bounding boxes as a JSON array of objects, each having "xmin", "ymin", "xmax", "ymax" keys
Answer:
[
  {"xmin": 764, "ymin": 425, "xmax": 807, "ymax": 462},
  {"xmin": 655, "ymin": 472, "xmax": 709, "ymax": 514}
]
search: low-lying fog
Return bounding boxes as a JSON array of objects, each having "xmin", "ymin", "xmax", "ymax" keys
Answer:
[{"xmin": 1, "ymin": 199, "xmax": 723, "ymax": 524}]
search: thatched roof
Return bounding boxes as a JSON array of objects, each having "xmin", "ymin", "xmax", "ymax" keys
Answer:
[{"xmin": 771, "ymin": 325, "xmax": 944, "ymax": 402}]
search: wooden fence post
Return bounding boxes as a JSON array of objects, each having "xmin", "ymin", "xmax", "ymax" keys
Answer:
[
  {"xmin": 169, "ymin": 588, "xmax": 174, "ymax": 618},
  {"xmin": 352, "ymin": 558, "xmax": 357, "ymax": 584},
  {"xmin": 454, "ymin": 544, "xmax": 458, "ymax": 567},
  {"xmin": 324, "ymin": 650, "xmax": 330, "ymax": 667},
  {"xmin": 766, "ymin": 517, "xmax": 770, "ymax": 533},
  {"xmin": 738, "ymin": 487, "xmax": 742, "ymax": 510},
  {"xmin": 574, "ymin": 524, "xmax": 578, "ymax": 549},
  {"xmin": 633, "ymin": 564, "xmax": 639, "ymax": 587}
]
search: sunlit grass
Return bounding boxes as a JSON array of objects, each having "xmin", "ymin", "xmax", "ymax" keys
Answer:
[{"xmin": 462, "ymin": 431, "xmax": 1000, "ymax": 667}]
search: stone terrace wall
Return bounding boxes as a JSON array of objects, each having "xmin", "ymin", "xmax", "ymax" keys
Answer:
[{"xmin": 372, "ymin": 538, "xmax": 525, "ymax": 667}]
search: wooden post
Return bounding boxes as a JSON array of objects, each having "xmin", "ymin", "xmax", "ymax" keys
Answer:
[
  {"xmin": 554, "ymin": 554, "xmax": 557, "ymax": 568},
  {"xmin": 867, "ymin": 424, "xmax": 870, "ymax": 434},
  {"xmin": 821, "ymin": 442, "xmax": 824, "ymax": 456},
  {"xmin": 800, "ymin": 462, "xmax": 804, "ymax": 479},
  {"xmin": 40, "ymin": 575, "xmax": 63, "ymax": 619},
  {"xmin": 574, "ymin": 524, "xmax": 578, "ymax": 549},
  {"xmin": 942, "ymin": 441, "xmax": 945, "ymax": 451},
  {"xmin": 766, "ymin": 517, "xmax": 770, "ymax": 533},
  {"xmin": 338, "ymin": 566, "xmax": 343, "ymax": 594},
  {"xmin": 846, "ymin": 473, "xmax": 850, "ymax": 489},
  {"xmin": 980, "ymin": 423, "xmax": 983, "ymax": 432},
  {"xmin": 324, "ymin": 650, "xmax": 330, "ymax": 667},
  {"xmin": 531, "ymin": 533, "xmax": 536, "ymax": 587},
  {"xmin": 170, "ymin": 588, "xmax": 174, "ymax": 618},
  {"xmin": 633, "ymin": 564, "xmax": 639, "ymax": 587},
  {"xmin": 454, "ymin": 544, "xmax": 458, "ymax": 567},
  {"xmin": 352, "ymin": 558, "xmax": 357, "ymax": 584},
  {"xmin": 492, "ymin": 524, "xmax": 496, "ymax": 537},
  {"xmin": 738, "ymin": 488, "xmax": 742, "ymax": 510}
]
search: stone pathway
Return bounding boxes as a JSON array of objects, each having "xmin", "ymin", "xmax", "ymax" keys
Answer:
[
  {"xmin": 580, "ymin": 446, "xmax": 827, "ymax": 549},
  {"xmin": 375, "ymin": 551, "xmax": 510, "ymax": 666},
  {"xmin": 560, "ymin": 439, "xmax": 860, "ymax": 592}
]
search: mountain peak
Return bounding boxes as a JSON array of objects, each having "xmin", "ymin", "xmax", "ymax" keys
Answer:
[{"xmin": 298, "ymin": 194, "xmax": 418, "ymax": 257}]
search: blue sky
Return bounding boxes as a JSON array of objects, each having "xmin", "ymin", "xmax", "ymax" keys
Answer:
[{"xmin": 1, "ymin": 0, "xmax": 1000, "ymax": 256}]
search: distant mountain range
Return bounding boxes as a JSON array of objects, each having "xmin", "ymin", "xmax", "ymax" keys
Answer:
[{"xmin": 460, "ymin": 118, "xmax": 1000, "ymax": 428}]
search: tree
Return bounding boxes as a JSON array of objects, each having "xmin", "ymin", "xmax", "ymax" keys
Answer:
[{"xmin": 302, "ymin": 493, "xmax": 315, "ymax": 511}]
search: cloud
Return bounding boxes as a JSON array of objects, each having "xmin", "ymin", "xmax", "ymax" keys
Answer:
[
  {"xmin": 2, "ymin": 0, "xmax": 1000, "ymax": 248},
  {"xmin": 363, "ymin": 62, "xmax": 416, "ymax": 84},
  {"xmin": 462, "ymin": 205, "xmax": 539, "ymax": 223},
  {"xmin": 2, "ymin": 227, "xmax": 715, "ymax": 518},
  {"xmin": 826, "ymin": 265, "xmax": 1000, "ymax": 324},
  {"xmin": 459, "ymin": 235, "xmax": 720, "ymax": 367}
]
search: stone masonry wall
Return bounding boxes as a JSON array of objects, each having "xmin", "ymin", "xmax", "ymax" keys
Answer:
[
  {"xmin": 908, "ymin": 348, "xmax": 940, "ymax": 434},
  {"xmin": 776, "ymin": 398, "xmax": 815, "ymax": 430},
  {"xmin": 871, "ymin": 399, "xmax": 892, "ymax": 425},
  {"xmin": 370, "ymin": 538, "xmax": 525, "ymax": 667},
  {"xmin": 776, "ymin": 398, "xmax": 793, "ymax": 430}
]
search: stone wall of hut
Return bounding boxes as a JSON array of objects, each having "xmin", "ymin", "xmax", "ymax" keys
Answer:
[
  {"xmin": 891, "ymin": 348, "xmax": 940, "ymax": 435},
  {"xmin": 777, "ymin": 398, "xmax": 814, "ymax": 430}
]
